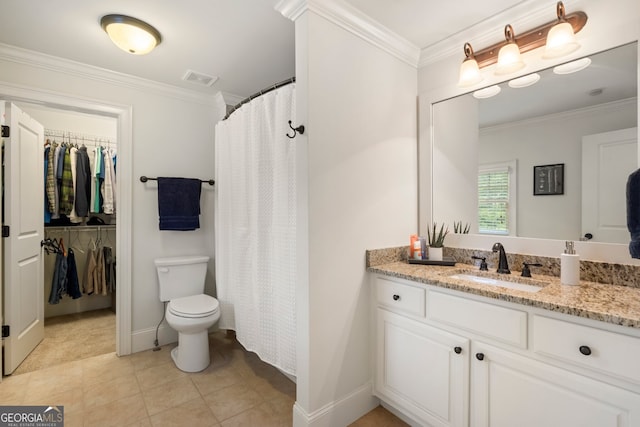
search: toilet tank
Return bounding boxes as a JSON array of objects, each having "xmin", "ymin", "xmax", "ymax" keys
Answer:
[{"xmin": 155, "ymin": 255, "xmax": 210, "ymax": 302}]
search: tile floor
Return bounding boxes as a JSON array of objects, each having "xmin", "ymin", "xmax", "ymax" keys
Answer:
[
  {"xmin": 1, "ymin": 331, "xmax": 408, "ymax": 426},
  {"xmin": 13, "ymin": 309, "xmax": 116, "ymax": 375}
]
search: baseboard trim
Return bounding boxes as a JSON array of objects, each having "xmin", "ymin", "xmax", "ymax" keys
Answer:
[
  {"xmin": 131, "ymin": 325, "xmax": 178, "ymax": 353},
  {"xmin": 293, "ymin": 382, "xmax": 378, "ymax": 427}
]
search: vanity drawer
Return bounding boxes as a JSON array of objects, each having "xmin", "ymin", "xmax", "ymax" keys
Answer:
[
  {"xmin": 426, "ymin": 290, "xmax": 527, "ymax": 348},
  {"xmin": 533, "ymin": 315, "xmax": 640, "ymax": 384},
  {"xmin": 376, "ymin": 277, "xmax": 425, "ymax": 317}
]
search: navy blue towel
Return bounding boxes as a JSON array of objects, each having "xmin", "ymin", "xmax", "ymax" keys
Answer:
[
  {"xmin": 626, "ymin": 168, "xmax": 640, "ymax": 258},
  {"xmin": 157, "ymin": 177, "xmax": 202, "ymax": 231}
]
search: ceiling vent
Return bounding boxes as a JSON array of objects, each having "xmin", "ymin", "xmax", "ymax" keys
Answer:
[{"xmin": 182, "ymin": 70, "xmax": 218, "ymax": 87}]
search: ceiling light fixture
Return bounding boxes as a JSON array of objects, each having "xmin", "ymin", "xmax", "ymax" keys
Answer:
[
  {"xmin": 458, "ymin": 43, "xmax": 483, "ymax": 87},
  {"xmin": 553, "ymin": 57, "xmax": 592, "ymax": 74},
  {"xmin": 543, "ymin": 2, "xmax": 580, "ymax": 59},
  {"xmin": 473, "ymin": 85, "xmax": 502, "ymax": 99},
  {"xmin": 100, "ymin": 14, "xmax": 162, "ymax": 55},
  {"xmin": 508, "ymin": 73, "xmax": 540, "ymax": 88},
  {"xmin": 457, "ymin": 1, "xmax": 586, "ymax": 84},
  {"xmin": 495, "ymin": 25, "xmax": 525, "ymax": 75}
]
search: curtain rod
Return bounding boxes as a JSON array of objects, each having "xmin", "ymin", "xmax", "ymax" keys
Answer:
[{"xmin": 223, "ymin": 77, "xmax": 295, "ymax": 121}]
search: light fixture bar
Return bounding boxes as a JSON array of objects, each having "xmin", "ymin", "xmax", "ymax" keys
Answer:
[{"xmin": 473, "ymin": 11, "xmax": 587, "ymax": 69}]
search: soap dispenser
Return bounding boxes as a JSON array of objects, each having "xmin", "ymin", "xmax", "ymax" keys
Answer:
[{"xmin": 561, "ymin": 241, "xmax": 580, "ymax": 286}]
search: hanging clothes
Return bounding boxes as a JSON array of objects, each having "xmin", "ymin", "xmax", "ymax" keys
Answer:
[
  {"xmin": 102, "ymin": 148, "xmax": 116, "ymax": 214},
  {"xmin": 103, "ymin": 246, "xmax": 116, "ymax": 293},
  {"xmin": 44, "ymin": 144, "xmax": 51, "ymax": 224},
  {"xmin": 92, "ymin": 147, "xmax": 103, "ymax": 213},
  {"xmin": 45, "ymin": 141, "xmax": 57, "ymax": 214},
  {"xmin": 66, "ymin": 248, "xmax": 82, "ymax": 299},
  {"xmin": 69, "ymin": 146, "xmax": 83, "ymax": 223},
  {"xmin": 75, "ymin": 146, "xmax": 91, "ymax": 218},
  {"xmin": 59, "ymin": 145, "xmax": 74, "ymax": 215},
  {"xmin": 82, "ymin": 247, "xmax": 98, "ymax": 295}
]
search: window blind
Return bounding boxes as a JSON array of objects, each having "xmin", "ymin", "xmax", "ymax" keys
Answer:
[{"xmin": 478, "ymin": 166, "xmax": 510, "ymax": 234}]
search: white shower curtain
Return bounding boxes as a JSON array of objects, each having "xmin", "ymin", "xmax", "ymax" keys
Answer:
[{"xmin": 214, "ymin": 84, "xmax": 297, "ymax": 376}]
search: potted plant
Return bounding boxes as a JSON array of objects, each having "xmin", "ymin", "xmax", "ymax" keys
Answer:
[{"xmin": 427, "ymin": 222, "xmax": 449, "ymax": 261}]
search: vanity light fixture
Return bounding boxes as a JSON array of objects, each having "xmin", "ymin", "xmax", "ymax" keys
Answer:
[
  {"xmin": 100, "ymin": 14, "xmax": 162, "ymax": 55},
  {"xmin": 508, "ymin": 73, "xmax": 540, "ymax": 88},
  {"xmin": 458, "ymin": 43, "xmax": 484, "ymax": 87},
  {"xmin": 543, "ymin": 2, "xmax": 580, "ymax": 59},
  {"xmin": 553, "ymin": 57, "xmax": 592, "ymax": 74},
  {"xmin": 457, "ymin": 1, "xmax": 586, "ymax": 81},
  {"xmin": 473, "ymin": 85, "xmax": 501, "ymax": 99},
  {"xmin": 495, "ymin": 25, "xmax": 525, "ymax": 75}
]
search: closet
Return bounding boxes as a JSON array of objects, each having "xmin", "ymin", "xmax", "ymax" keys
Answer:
[{"xmin": 15, "ymin": 103, "xmax": 118, "ymax": 374}]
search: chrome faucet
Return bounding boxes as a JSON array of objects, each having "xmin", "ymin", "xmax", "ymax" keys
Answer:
[{"xmin": 492, "ymin": 242, "xmax": 511, "ymax": 274}]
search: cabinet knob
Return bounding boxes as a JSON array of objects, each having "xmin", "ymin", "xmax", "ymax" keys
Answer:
[
  {"xmin": 454, "ymin": 346, "xmax": 462, "ymax": 354},
  {"xmin": 392, "ymin": 294, "xmax": 400, "ymax": 301},
  {"xmin": 579, "ymin": 345, "xmax": 592, "ymax": 356},
  {"xmin": 475, "ymin": 352, "xmax": 485, "ymax": 361}
]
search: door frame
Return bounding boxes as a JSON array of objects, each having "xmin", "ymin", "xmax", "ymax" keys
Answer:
[{"xmin": 0, "ymin": 81, "xmax": 133, "ymax": 357}]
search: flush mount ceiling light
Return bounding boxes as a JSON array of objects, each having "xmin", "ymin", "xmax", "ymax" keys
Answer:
[
  {"xmin": 473, "ymin": 85, "xmax": 502, "ymax": 99},
  {"xmin": 553, "ymin": 57, "xmax": 592, "ymax": 74},
  {"xmin": 100, "ymin": 14, "xmax": 162, "ymax": 55},
  {"xmin": 458, "ymin": 43, "xmax": 484, "ymax": 87},
  {"xmin": 457, "ymin": 1, "xmax": 586, "ymax": 83},
  {"xmin": 508, "ymin": 73, "xmax": 541, "ymax": 88},
  {"xmin": 543, "ymin": 2, "xmax": 580, "ymax": 59},
  {"xmin": 495, "ymin": 25, "xmax": 525, "ymax": 75}
]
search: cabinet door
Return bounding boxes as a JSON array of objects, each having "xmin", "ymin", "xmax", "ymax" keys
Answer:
[
  {"xmin": 376, "ymin": 308, "xmax": 469, "ymax": 427},
  {"xmin": 471, "ymin": 342, "xmax": 640, "ymax": 427}
]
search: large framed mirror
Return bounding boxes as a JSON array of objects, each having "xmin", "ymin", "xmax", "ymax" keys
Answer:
[{"xmin": 430, "ymin": 42, "xmax": 637, "ymax": 246}]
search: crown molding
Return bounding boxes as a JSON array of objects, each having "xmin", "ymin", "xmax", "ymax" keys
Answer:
[
  {"xmin": 418, "ymin": 0, "xmax": 583, "ymax": 69},
  {"xmin": 219, "ymin": 91, "xmax": 245, "ymax": 106},
  {"xmin": 0, "ymin": 42, "xmax": 219, "ymax": 106},
  {"xmin": 480, "ymin": 97, "xmax": 637, "ymax": 133},
  {"xmin": 276, "ymin": 0, "xmax": 420, "ymax": 67}
]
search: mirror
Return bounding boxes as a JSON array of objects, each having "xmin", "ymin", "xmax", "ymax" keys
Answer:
[{"xmin": 432, "ymin": 42, "xmax": 638, "ymax": 244}]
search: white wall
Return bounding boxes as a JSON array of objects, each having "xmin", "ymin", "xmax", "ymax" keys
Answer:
[
  {"xmin": 292, "ymin": 8, "xmax": 417, "ymax": 426},
  {"xmin": 480, "ymin": 99, "xmax": 637, "ymax": 240},
  {"xmin": 0, "ymin": 45, "xmax": 223, "ymax": 352},
  {"xmin": 418, "ymin": 0, "xmax": 640, "ymax": 264}
]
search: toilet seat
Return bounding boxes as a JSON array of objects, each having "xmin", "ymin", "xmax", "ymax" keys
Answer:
[{"xmin": 168, "ymin": 294, "xmax": 219, "ymax": 318}]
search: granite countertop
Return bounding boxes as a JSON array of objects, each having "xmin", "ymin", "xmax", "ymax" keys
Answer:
[{"xmin": 368, "ymin": 261, "xmax": 640, "ymax": 329}]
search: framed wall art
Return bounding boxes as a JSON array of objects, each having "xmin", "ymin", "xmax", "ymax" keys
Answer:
[{"xmin": 533, "ymin": 163, "xmax": 564, "ymax": 195}]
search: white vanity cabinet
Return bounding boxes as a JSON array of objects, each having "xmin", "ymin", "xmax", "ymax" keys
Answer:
[
  {"xmin": 375, "ymin": 308, "xmax": 469, "ymax": 427},
  {"xmin": 470, "ymin": 341, "xmax": 640, "ymax": 427},
  {"xmin": 372, "ymin": 275, "xmax": 640, "ymax": 427}
]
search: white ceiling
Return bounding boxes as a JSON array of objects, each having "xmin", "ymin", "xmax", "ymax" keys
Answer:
[{"xmin": 0, "ymin": 0, "xmax": 528, "ymax": 101}]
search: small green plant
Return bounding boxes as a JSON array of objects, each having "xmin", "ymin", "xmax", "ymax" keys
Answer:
[
  {"xmin": 427, "ymin": 223, "xmax": 449, "ymax": 248},
  {"xmin": 453, "ymin": 221, "xmax": 470, "ymax": 234}
]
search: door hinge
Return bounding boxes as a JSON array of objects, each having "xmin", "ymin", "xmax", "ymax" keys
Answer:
[
  {"xmin": 1, "ymin": 325, "xmax": 9, "ymax": 338},
  {"xmin": 1, "ymin": 125, "xmax": 9, "ymax": 137},
  {"xmin": 2, "ymin": 225, "xmax": 9, "ymax": 238}
]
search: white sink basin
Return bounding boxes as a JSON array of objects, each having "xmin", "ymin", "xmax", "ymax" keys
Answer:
[{"xmin": 449, "ymin": 273, "xmax": 545, "ymax": 293}]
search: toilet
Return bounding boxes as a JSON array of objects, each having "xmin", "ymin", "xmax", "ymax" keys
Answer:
[{"xmin": 155, "ymin": 255, "xmax": 220, "ymax": 372}]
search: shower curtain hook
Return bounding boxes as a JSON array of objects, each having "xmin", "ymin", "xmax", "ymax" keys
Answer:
[{"xmin": 286, "ymin": 120, "xmax": 305, "ymax": 139}]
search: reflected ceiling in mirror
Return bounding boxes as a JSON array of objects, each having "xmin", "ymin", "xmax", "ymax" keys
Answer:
[{"xmin": 432, "ymin": 42, "xmax": 638, "ymax": 244}]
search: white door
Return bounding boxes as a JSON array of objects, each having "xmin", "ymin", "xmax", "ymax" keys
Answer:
[
  {"xmin": 471, "ymin": 342, "xmax": 640, "ymax": 427},
  {"xmin": 1, "ymin": 101, "xmax": 45, "ymax": 375},
  {"xmin": 582, "ymin": 128, "xmax": 637, "ymax": 243}
]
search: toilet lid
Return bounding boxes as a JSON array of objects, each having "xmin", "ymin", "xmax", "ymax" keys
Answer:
[{"xmin": 168, "ymin": 294, "xmax": 219, "ymax": 318}]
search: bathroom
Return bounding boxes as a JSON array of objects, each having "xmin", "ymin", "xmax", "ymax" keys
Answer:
[{"xmin": 0, "ymin": 0, "xmax": 639, "ymax": 426}]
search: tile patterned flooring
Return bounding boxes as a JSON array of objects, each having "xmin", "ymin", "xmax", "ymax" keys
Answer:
[{"xmin": 1, "ymin": 331, "xmax": 408, "ymax": 426}]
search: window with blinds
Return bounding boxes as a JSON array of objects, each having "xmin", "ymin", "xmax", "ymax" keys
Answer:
[{"xmin": 478, "ymin": 161, "xmax": 516, "ymax": 235}]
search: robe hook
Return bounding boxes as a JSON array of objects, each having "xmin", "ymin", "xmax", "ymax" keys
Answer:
[{"xmin": 286, "ymin": 120, "xmax": 305, "ymax": 139}]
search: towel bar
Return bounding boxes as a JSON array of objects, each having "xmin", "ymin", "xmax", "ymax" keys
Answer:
[{"xmin": 140, "ymin": 176, "xmax": 215, "ymax": 186}]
